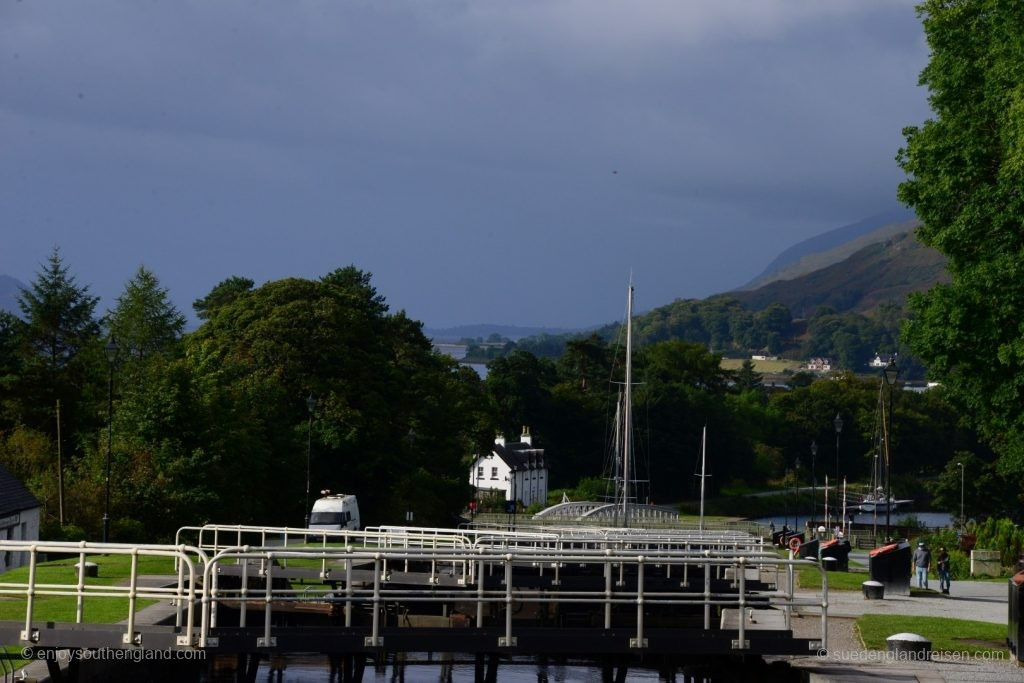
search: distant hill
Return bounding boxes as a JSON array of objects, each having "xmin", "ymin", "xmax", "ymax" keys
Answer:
[
  {"xmin": 424, "ymin": 324, "xmax": 581, "ymax": 343},
  {"xmin": 740, "ymin": 208, "xmax": 916, "ymax": 290},
  {"xmin": 0, "ymin": 275, "xmax": 24, "ymax": 315},
  {"xmin": 730, "ymin": 229, "xmax": 948, "ymax": 318},
  {"xmin": 509, "ymin": 217, "xmax": 948, "ymax": 360}
]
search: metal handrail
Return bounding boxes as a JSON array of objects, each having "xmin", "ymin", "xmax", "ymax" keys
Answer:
[
  {"xmin": 0, "ymin": 538, "xmax": 829, "ymax": 655},
  {"xmin": 0, "ymin": 541, "xmax": 207, "ymax": 647},
  {"xmin": 198, "ymin": 545, "xmax": 828, "ymax": 652}
]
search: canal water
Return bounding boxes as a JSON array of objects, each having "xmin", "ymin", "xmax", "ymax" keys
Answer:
[
  {"xmin": 202, "ymin": 654, "xmax": 665, "ymax": 682},
  {"xmin": 751, "ymin": 511, "xmax": 955, "ymax": 530}
]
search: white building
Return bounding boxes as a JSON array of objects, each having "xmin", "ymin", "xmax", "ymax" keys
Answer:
[
  {"xmin": 469, "ymin": 427, "xmax": 548, "ymax": 507},
  {"xmin": 806, "ymin": 357, "xmax": 832, "ymax": 372},
  {"xmin": 0, "ymin": 462, "xmax": 42, "ymax": 573}
]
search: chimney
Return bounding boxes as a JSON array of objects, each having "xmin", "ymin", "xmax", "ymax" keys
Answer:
[
  {"xmin": 495, "ymin": 432, "xmax": 505, "ymax": 447},
  {"xmin": 520, "ymin": 425, "xmax": 532, "ymax": 446}
]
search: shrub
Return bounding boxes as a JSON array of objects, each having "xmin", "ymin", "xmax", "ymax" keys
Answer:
[{"xmin": 974, "ymin": 518, "xmax": 1023, "ymax": 567}]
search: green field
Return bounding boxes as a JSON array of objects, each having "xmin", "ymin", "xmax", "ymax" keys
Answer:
[{"xmin": 719, "ymin": 358, "xmax": 804, "ymax": 374}]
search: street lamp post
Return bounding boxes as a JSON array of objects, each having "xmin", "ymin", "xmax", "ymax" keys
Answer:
[
  {"xmin": 102, "ymin": 338, "xmax": 118, "ymax": 544},
  {"xmin": 794, "ymin": 457, "xmax": 801, "ymax": 529},
  {"xmin": 957, "ymin": 461, "xmax": 965, "ymax": 530},
  {"xmin": 833, "ymin": 413, "xmax": 843, "ymax": 530},
  {"xmin": 882, "ymin": 357, "xmax": 900, "ymax": 538},
  {"xmin": 304, "ymin": 393, "xmax": 316, "ymax": 528},
  {"xmin": 810, "ymin": 441, "xmax": 818, "ymax": 527}
]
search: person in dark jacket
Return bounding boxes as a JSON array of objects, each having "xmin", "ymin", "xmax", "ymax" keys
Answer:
[{"xmin": 936, "ymin": 546, "xmax": 951, "ymax": 594}]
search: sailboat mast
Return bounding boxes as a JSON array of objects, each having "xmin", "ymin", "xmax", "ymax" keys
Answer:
[
  {"xmin": 622, "ymin": 282, "xmax": 634, "ymax": 528},
  {"xmin": 611, "ymin": 391, "xmax": 622, "ymax": 527},
  {"xmin": 699, "ymin": 425, "xmax": 707, "ymax": 532}
]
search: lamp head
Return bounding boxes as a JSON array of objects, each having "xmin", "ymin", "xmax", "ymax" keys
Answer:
[
  {"xmin": 883, "ymin": 357, "xmax": 900, "ymax": 386},
  {"xmin": 104, "ymin": 337, "xmax": 119, "ymax": 364},
  {"xmin": 833, "ymin": 413, "xmax": 843, "ymax": 434},
  {"xmin": 306, "ymin": 393, "xmax": 317, "ymax": 413}
]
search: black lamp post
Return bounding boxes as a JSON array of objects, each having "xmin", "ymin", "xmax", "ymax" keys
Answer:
[
  {"xmin": 102, "ymin": 338, "xmax": 118, "ymax": 544},
  {"xmin": 810, "ymin": 440, "xmax": 818, "ymax": 526},
  {"xmin": 882, "ymin": 357, "xmax": 899, "ymax": 538},
  {"xmin": 794, "ymin": 457, "xmax": 801, "ymax": 528},
  {"xmin": 304, "ymin": 393, "xmax": 316, "ymax": 528},
  {"xmin": 832, "ymin": 413, "xmax": 843, "ymax": 529},
  {"xmin": 957, "ymin": 461, "xmax": 965, "ymax": 531}
]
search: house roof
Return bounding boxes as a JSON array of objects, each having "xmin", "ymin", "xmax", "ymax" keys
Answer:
[
  {"xmin": 493, "ymin": 442, "xmax": 545, "ymax": 470},
  {"xmin": 0, "ymin": 462, "xmax": 41, "ymax": 517}
]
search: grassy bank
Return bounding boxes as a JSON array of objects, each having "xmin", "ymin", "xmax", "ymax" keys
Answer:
[
  {"xmin": 797, "ymin": 566, "xmax": 869, "ymax": 591},
  {"xmin": 856, "ymin": 615, "xmax": 1008, "ymax": 656},
  {"xmin": 1, "ymin": 553, "xmax": 176, "ymax": 671}
]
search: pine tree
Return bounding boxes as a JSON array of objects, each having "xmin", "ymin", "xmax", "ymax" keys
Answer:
[
  {"xmin": 18, "ymin": 247, "xmax": 100, "ymax": 372},
  {"xmin": 13, "ymin": 247, "xmax": 100, "ymax": 445},
  {"xmin": 108, "ymin": 266, "xmax": 185, "ymax": 359}
]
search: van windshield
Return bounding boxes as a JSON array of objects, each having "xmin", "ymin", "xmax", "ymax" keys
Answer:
[{"xmin": 310, "ymin": 512, "xmax": 349, "ymax": 525}]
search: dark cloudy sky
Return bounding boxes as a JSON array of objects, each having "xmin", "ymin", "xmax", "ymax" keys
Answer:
[{"xmin": 1, "ymin": 1, "xmax": 931, "ymax": 329}]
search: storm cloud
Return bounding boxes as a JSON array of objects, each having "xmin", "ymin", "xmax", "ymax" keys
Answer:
[{"xmin": 0, "ymin": 1, "xmax": 930, "ymax": 327}]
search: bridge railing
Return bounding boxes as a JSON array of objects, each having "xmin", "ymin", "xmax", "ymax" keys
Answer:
[
  {"xmin": 197, "ymin": 545, "xmax": 827, "ymax": 652},
  {"xmin": 0, "ymin": 541, "xmax": 207, "ymax": 647},
  {"xmin": 0, "ymin": 540, "xmax": 827, "ymax": 654}
]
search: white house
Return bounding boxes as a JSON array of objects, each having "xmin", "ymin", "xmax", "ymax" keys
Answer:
[
  {"xmin": 469, "ymin": 427, "xmax": 548, "ymax": 507},
  {"xmin": 868, "ymin": 354, "xmax": 887, "ymax": 368},
  {"xmin": 0, "ymin": 462, "xmax": 42, "ymax": 573},
  {"xmin": 806, "ymin": 357, "xmax": 832, "ymax": 372}
]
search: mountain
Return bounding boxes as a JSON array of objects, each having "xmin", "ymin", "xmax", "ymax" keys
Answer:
[
  {"xmin": 0, "ymin": 275, "xmax": 24, "ymax": 315},
  {"xmin": 730, "ymin": 228, "xmax": 948, "ymax": 317},
  {"xmin": 739, "ymin": 208, "xmax": 916, "ymax": 290}
]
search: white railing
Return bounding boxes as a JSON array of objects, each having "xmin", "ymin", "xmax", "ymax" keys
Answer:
[
  {"xmin": 0, "ymin": 535, "xmax": 828, "ymax": 655},
  {"xmin": 0, "ymin": 541, "xmax": 207, "ymax": 647},
  {"xmin": 196, "ymin": 545, "xmax": 827, "ymax": 652}
]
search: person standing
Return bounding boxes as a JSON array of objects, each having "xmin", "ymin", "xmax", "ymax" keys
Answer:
[
  {"xmin": 936, "ymin": 546, "xmax": 951, "ymax": 594},
  {"xmin": 913, "ymin": 541, "xmax": 932, "ymax": 589}
]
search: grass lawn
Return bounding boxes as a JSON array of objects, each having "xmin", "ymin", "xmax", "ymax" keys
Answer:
[
  {"xmin": 1, "ymin": 553, "xmax": 177, "ymax": 671},
  {"xmin": 797, "ymin": 566, "xmax": 871, "ymax": 591},
  {"xmin": 856, "ymin": 614, "xmax": 1008, "ymax": 656}
]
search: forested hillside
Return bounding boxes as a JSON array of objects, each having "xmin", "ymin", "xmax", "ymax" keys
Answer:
[{"xmin": 515, "ymin": 229, "xmax": 944, "ymax": 377}]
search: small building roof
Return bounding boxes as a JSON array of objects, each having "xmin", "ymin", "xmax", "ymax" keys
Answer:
[
  {"xmin": 493, "ymin": 442, "xmax": 545, "ymax": 470},
  {"xmin": 0, "ymin": 462, "xmax": 41, "ymax": 517}
]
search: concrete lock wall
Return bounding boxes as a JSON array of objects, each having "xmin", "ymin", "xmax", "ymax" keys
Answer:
[{"xmin": 970, "ymin": 549, "xmax": 1001, "ymax": 577}]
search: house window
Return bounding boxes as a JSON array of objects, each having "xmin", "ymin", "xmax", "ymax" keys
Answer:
[
  {"xmin": 477, "ymin": 466, "xmax": 483, "ymax": 478},
  {"xmin": 490, "ymin": 467, "xmax": 498, "ymax": 479}
]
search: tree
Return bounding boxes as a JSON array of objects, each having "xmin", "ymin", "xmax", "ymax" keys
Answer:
[
  {"xmin": 192, "ymin": 276, "xmax": 254, "ymax": 320},
  {"xmin": 928, "ymin": 453, "xmax": 1019, "ymax": 522},
  {"xmin": 734, "ymin": 359, "xmax": 764, "ymax": 394},
  {"xmin": 17, "ymin": 248, "xmax": 100, "ymax": 375},
  {"xmin": 107, "ymin": 266, "xmax": 186, "ymax": 360},
  {"xmin": 14, "ymin": 248, "xmax": 100, "ymax": 435},
  {"xmin": 180, "ymin": 269, "xmax": 480, "ymax": 527},
  {"xmin": 897, "ymin": 0, "xmax": 1024, "ymax": 476}
]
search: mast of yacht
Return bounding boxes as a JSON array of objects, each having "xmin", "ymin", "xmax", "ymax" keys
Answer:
[
  {"xmin": 611, "ymin": 390, "xmax": 623, "ymax": 528},
  {"xmin": 621, "ymin": 282, "xmax": 634, "ymax": 528},
  {"xmin": 699, "ymin": 425, "xmax": 708, "ymax": 532}
]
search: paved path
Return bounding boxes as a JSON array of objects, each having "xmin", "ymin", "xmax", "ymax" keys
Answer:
[
  {"xmin": 802, "ymin": 579, "xmax": 1007, "ymax": 624},
  {"xmin": 776, "ymin": 576, "xmax": 1021, "ymax": 682}
]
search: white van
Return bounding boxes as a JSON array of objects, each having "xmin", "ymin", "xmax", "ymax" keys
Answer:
[{"xmin": 308, "ymin": 493, "xmax": 360, "ymax": 531}]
